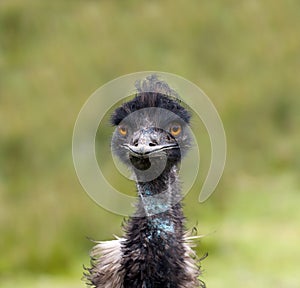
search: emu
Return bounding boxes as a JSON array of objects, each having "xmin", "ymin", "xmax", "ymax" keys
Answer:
[{"xmin": 86, "ymin": 75, "xmax": 206, "ymax": 288}]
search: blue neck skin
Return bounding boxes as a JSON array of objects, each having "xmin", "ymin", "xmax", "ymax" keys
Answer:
[{"xmin": 137, "ymin": 169, "xmax": 179, "ymax": 236}]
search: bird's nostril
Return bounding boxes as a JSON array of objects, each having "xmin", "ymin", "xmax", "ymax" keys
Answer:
[{"xmin": 149, "ymin": 140, "xmax": 158, "ymax": 146}]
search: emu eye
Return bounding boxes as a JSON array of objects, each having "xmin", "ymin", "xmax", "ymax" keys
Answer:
[
  {"xmin": 118, "ymin": 125, "xmax": 128, "ymax": 136},
  {"xmin": 170, "ymin": 123, "xmax": 182, "ymax": 137}
]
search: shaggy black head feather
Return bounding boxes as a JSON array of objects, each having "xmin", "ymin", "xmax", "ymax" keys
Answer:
[{"xmin": 111, "ymin": 75, "xmax": 191, "ymax": 126}]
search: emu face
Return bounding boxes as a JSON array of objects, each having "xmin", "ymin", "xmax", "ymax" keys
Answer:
[{"xmin": 111, "ymin": 95, "xmax": 192, "ymax": 179}]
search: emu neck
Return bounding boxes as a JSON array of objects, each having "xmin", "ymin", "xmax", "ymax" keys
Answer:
[
  {"xmin": 137, "ymin": 166, "xmax": 178, "ymax": 214},
  {"xmin": 122, "ymin": 165, "xmax": 186, "ymax": 287},
  {"xmin": 132, "ymin": 165, "xmax": 183, "ymax": 245}
]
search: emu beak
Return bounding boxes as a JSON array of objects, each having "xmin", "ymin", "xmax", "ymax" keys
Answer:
[
  {"xmin": 123, "ymin": 128, "xmax": 178, "ymax": 157},
  {"xmin": 123, "ymin": 143, "xmax": 178, "ymax": 157}
]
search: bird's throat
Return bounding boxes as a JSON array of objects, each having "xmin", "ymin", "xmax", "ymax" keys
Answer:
[
  {"xmin": 137, "ymin": 165, "xmax": 180, "ymax": 216},
  {"xmin": 132, "ymin": 165, "xmax": 184, "ymax": 242}
]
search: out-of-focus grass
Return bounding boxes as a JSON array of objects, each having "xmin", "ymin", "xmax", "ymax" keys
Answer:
[
  {"xmin": 203, "ymin": 173, "xmax": 300, "ymax": 287},
  {"xmin": 1, "ymin": 0, "xmax": 299, "ymax": 287},
  {"xmin": 0, "ymin": 277, "xmax": 82, "ymax": 288}
]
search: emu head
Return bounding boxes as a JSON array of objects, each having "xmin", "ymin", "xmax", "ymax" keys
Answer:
[{"xmin": 111, "ymin": 77, "xmax": 192, "ymax": 181}]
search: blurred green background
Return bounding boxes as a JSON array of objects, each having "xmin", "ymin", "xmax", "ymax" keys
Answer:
[{"xmin": 1, "ymin": 1, "xmax": 299, "ymax": 287}]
